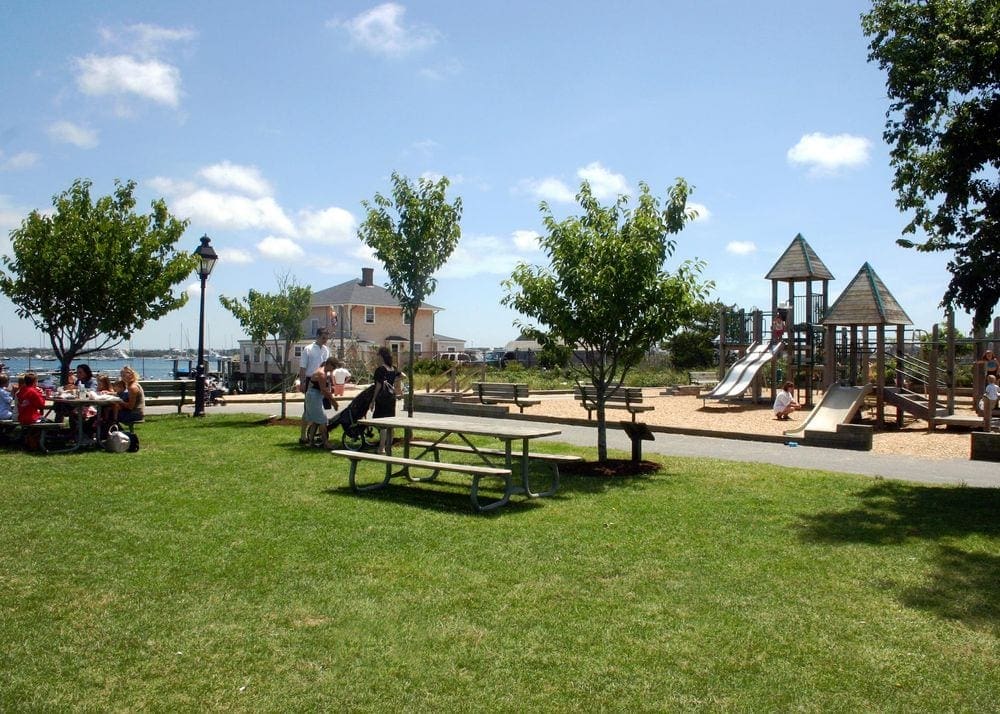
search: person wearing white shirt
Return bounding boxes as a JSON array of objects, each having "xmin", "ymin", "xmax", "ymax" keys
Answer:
[
  {"xmin": 773, "ymin": 381, "xmax": 800, "ymax": 421},
  {"xmin": 298, "ymin": 328, "xmax": 330, "ymax": 444},
  {"xmin": 331, "ymin": 363, "xmax": 351, "ymax": 396},
  {"xmin": 983, "ymin": 374, "xmax": 999, "ymax": 432}
]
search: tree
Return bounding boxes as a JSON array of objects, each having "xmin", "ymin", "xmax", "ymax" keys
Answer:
[
  {"xmin": 358, "ymin": 172, "xmax": 463, "ymax": 416},
  {"xmin": 666, "ymin": 299, "xmax": 732, "ymax": 371},
  {"xmin": 0, "ymin": 179, "xmax": 197, "ymax": 383},
  {"xmin": 502, "ymin": 180, "xmax": 711, "ymax": 461},
  {"xmin": 862, "ymin": 0, "xmax": 1000, "ymax": 330},
  {"xmin": 219, "ymin": 273, "xmax": 312, "ymax": 419}
]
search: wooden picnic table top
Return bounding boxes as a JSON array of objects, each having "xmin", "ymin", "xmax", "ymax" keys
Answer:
[{"xmin": 359, "ymin": 413, "xmax": 562, "ymax": 439}]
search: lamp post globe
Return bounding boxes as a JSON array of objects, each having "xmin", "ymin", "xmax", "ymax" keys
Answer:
[{"xmin": 193, "ymin": 235, "xmax": 218, "ymax": 418}]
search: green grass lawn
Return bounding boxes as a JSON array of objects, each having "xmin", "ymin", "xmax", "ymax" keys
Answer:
[{"xmin": 1, "ymin": 414, "xmax": 997, "ymax": 711}]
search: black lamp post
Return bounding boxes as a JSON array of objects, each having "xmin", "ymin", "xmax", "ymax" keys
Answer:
[{"xmin": 193, "ymin": 235, "xmax": 218, "ymax": 417}]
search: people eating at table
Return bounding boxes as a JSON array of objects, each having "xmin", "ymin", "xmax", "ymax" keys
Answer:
[
  {"xmin": 111, "ymin": 366, "xmax": 144, "ymax": 427},
  {"xmin": 0, "ymin": 374, "xmax": 13, "ymax": 421},
  {"xmin": 17, "ymin": 372, "xmax": 47, "ymax": 425},
  {"xmin": 75, "ymin": 364, "xmax": 98, "ymax": 394}
]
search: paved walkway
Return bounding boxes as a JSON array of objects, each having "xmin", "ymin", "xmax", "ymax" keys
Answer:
[{"xmin": 174, "ymin": 395, "xmax": 1000, "ymax": 489}]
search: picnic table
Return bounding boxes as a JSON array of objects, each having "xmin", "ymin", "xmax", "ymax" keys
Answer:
[
  {"xmin": 39, "ymin": 394, "xmax": 124, "ymax": 453},
  {"xmin": 331, "ymin": 413, "xmax": 580, "ymax": 511}
]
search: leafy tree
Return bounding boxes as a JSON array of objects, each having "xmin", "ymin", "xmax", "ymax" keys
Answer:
[
  {"xmin": 863, "ymin": 0, "xmax": 1000, "ymax": 330},
  {"xmin": 358, "ymin": 172, "xmax": 462, "ymax": 416},
  {"xmin": 502, "ymin": 180, "xmax": 710, "ymax": 461},
  {"xmin": 219, "ymin": 273, "xmax": 312, "ymax": 419},
  {"xmin": 0, "ymin": 179, "xmax": 197, "ymax": 383},
  {"xmin": 666, "ymin": 299, "xmax": 732, "ymax": 370}
]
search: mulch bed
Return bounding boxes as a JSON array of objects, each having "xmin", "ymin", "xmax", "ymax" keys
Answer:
[{"xmin": 561, "ymin": 459, "xmax": 660, "ymax": 478}]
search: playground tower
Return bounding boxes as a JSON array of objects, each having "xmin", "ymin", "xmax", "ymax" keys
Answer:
[{"xmin": 765, "ymin": 234, "xmax": 834, "ymax": 407}]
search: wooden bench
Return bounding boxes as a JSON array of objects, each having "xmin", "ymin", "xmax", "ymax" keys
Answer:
[
  {"xmin": 472, "ymin": 382, "xmax": 541, "ymax": 413},
  {"xmin": 142, "ymin": 380, "xmax": 194, "ymax": 414},
  {"xmin": 408, "ymin": 439, "xmax": 581, "ymax": 494},
  {"xmin": 574, "ymin": 386, "xmax": 654, "ymax": 422},
  {"xmin": 688, "ymin": 371, "xmax": 719, "ymax": 387},
  {"xmin": 330, "ymin": 449, "xmax": 513, "ymax": 512}
]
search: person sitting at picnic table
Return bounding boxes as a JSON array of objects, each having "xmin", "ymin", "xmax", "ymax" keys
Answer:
[
  {"xmin": 17, "ymin": 372, "xmax": 47, "ymax": 425},
  {"xmin": 75, "ymin": 364, "xmax": 98, "ymax": 394},
  {"xmin": 0, "ymin": 373, "xmax": 14, "ymax": 421},
  {"xmin": 304, "ymin": 357, "xmax": 337, "ymax": 448},
  {"xmin": 773, "ymin": 381, "xmax": 800, "ymax": 421},
  {"xmin": 96, "ymin": 375, "xmax": 113, "ymax": 394},
  {"xmin": 111, "ymin": 366, "xmax": 144, "ymax": 427}
]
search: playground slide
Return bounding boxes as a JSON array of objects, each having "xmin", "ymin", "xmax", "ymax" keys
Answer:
[
  {"xmin": 783, "ymin": 384, "xmax": 872, "ymax": 436},
  {"xmin": 703, "ymin": 341, "xmax": 783, "ymax": 400}
]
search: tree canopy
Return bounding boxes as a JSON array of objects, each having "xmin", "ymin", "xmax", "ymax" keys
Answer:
[
  {"xmin": 863, "ymin": 0, "xmax": 1000, "ymax": 330},
  {"xmin": 219, "ymin": 273, "xmax": 312, "ymax": 419},
  {"xmin": 503, "ymin": 180, "xmax": 710, "ymax": 461},
  {"xmin": 0, "ymin": 178, "xmax": 197, "ymax": 382},
  {"xmin": 358, "ymin": 172, "xmax": 462, "ymax": 416}
]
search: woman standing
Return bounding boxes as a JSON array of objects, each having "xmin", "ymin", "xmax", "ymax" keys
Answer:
[{"xmin": 370, "ymin": 347, "xmax": 400, "ymax": 455}]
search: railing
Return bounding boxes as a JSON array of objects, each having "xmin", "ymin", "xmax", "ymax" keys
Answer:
[
  {"xmin": 884, "ymin": 350, "xmax": 948, "ymax": 393},
  {"xmin": 423, "ymin": 364, "xmax": 487, "ymax": 393}
]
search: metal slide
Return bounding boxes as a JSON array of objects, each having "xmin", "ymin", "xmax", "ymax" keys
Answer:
[
  {"xmin": 783, "ymin": 384, "xmax": 872, "ymax": 436},
  {"xmin": 703, "ymin": 341, "xmax": 783, "ymax": 401}
]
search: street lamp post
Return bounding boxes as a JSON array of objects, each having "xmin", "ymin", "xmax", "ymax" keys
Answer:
[{"xmin": 193, "ymin": 235, "xmax": 218, "ymax": 418}]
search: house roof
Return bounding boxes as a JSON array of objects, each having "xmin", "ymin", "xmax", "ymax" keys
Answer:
[
  {"xmin": 434, "ymin": 333, "xmax": 464, "ymax": 342},
  {"xmin": 311, "ymin": 278, "xmax": 441, "ymax": 311},
  {"xmin": 765, "ymin": 233, "xmax": 835, "ymax": 282},
  {"xmin": 821, "ymin": 262, "xmax": 912, "ymax": 326}
]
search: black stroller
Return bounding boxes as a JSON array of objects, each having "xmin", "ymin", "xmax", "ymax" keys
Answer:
[{"xmin": 325, "ymin": 384, "xmax": 381, "ymax": 451}]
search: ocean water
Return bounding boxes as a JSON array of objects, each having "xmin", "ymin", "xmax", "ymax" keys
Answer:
[{"xmin": 0, "ymin": 356, "xmax": 219, "ymax": 382}]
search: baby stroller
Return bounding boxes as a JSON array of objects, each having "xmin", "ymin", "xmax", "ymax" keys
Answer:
[{"xmin": 325, "ymin": 384, "xmax": 381, "ymax": 451}]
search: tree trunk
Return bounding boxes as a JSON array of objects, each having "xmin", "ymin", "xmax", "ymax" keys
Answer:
[{"xmin": 407, "ymin": 319, "xmax": 416, "ymax": 416}]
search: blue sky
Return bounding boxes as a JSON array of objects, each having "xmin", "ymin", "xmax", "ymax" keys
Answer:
[{"xmin": 0, "ymin": 1, "xmax": 963, "ymax": 351}]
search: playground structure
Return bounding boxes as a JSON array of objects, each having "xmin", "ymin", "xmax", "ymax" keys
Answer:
[{"xmin": 704, "ymin": 234, "xmax": 999, "ymax": 445}]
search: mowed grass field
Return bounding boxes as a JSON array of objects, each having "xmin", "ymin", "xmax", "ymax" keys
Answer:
[{"xmin": 1, "ymin": 414, "xmax": 997, "ymax": 711}]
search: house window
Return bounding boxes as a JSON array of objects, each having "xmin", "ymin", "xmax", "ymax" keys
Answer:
[
  {"xmin": 310, "ymin": 318, "xmax": 319, "ymax": 336},
  {"xmin": 293, "ymin": 346, "xmax": 302, "ymax": 358},
  {"xmin": 412, "ymin": 342, "xmax": 422, "ymax": 355},
  {"xmin": 365, "ymin": 306, "xmax": 375, "ymax": 324},
  {"xmin": 402, "ymin": 308, "xmax": 411, "ymax": 325},
  {"xmin": 253, "ymin": 347, "xmax": 262, "ymax": 363}
]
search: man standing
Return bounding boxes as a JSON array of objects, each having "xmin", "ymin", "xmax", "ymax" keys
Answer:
[{"xmin": 298, "ymin": 328, "xmax": 330, "ymax": 444}]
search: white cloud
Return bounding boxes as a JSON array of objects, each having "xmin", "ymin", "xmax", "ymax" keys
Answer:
[
  {"xmin": 47, "ymin": 120, "xmax": 99, "ymax": 149},
  {"xmin": 418, "ymin": 58, "xmax": 462, "ymax": 81},
  {"xmin": 198, "ymin": 161, "xmax": 271, "ymax": 198},
  {"xmin": 331, "ymin": 2, "xmax": 439, "ymax": 57},
  {"xmin": 686, "ymin": 201, "xmax": 711, "ymax": 222},
  {"xmin": 522, "ymin": 177, "xmax": 575, "ymax": 204},
  {"xmin": 216, "ymin": 247, "xmax": 254, "ymax": 265},
  {"xmin": 787, "ymin": 132, "xmax": 871, "ymax": 174},
  {"xmin": 0, "ymin": 195, "xmax": 28, "ymax": 256},
  {"xmin": 576, "ymin": 161, "xmax": 629, "ymax": 200},
  {"xmin": 74, "ymin": 54, "xmax": 182, "ymax": 107},
  {"xmin": 0, "ymin": 151, "xmax": 39, "ymax": 171},
  {"xmin": 726, "ymin": 240, "xmax": 756, "ymax": 255},
  {"xmin": 511, "ymin": 229, "xmax": 541, "ymax": 251},
  {"xmin": 299, "ymin": 206, "xmax": 357, "ymax": 244},
  {"xmin": 257, "ymin": 236, "xmax": 305, "ymax": 261},
  {"xmin": 174, "ymin": 190, "xmax": 297, "ymax": 236}
]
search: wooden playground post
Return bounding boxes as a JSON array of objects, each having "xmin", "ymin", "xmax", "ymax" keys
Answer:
[
  {"xmin": 947, "ymin": 310, "xmax": 956, "ymax": 414},
  {"xmin": 927, "ymin": 323, "xmax": 939, "ymax": 431}
]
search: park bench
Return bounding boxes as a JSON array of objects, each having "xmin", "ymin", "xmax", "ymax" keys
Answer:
[
  {"xmin": 574, "ymin": 385, "xmax": 654, "ymax": 422},
  {"xmin": 142, "ymin": 379, "xmax": 194, "ymax": 414},
  {"xmin": 330, "ymin": 449, "xmax": 513, "ymax": 512},
  {"xmin": 688, "ymin": 371, "xmax": 719, "ymax": 388},
  {"xmin": 19, "ymin": 421, "xmax": 65, "ymax": 453},
  {"xmin": 472, "ymin": 382, "xmax": 541, "ymax": 413}
]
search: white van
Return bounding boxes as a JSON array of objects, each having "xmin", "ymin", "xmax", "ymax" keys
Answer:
[{"xmin": 437, "ymin": 352, "xmax": 473, "ymax": 363}]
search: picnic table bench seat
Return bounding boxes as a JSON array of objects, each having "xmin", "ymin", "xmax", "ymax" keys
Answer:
[
  {"xmin": 408, "ymin": 439, "xmax": 581, "ymax": 483},
  {"xmin": 142, "ymin": 380, "xmax": 194, "ymax": 414},
  {"xmin": 330, "ymin": 449, "xmax": 513, "ymax": 512},
  {"xmin": 574, "ymin": 385, "xmax": 653, "ymax": 422},
  {"xmin": 472, "ymin": 382, "xmax": 541, "ymax": 413}
]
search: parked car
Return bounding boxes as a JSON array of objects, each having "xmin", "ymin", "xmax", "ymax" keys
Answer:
[{"xmin": 437, "ymin": 352, "xmax": 474, "ymax": 363}]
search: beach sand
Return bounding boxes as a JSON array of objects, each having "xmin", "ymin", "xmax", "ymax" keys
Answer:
[{"xmin": 506, "ymin": 389, "xmax": 977, "ymax": 461}]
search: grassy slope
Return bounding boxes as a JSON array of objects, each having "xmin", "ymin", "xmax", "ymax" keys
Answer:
[{"xmin": 0, "ymin": 415, "xmax": 996, "ymax": 711}]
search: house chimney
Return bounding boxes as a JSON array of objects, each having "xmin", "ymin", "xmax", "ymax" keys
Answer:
[{"xmin": 361, "ymin": 267, "xmax": 374, "ymax": 287}]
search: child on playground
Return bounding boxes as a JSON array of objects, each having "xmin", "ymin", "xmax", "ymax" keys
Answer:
[
  {"xmin": 983, "ymin": 374, "xmax": 999, "ymax": 432},
  {"xmin": 771, "ymin": 310, "xmax": 787, "ymax": 344},
  {"xmin": 773, "ymin": 381, "xmax": 800, "ymax": 421}
]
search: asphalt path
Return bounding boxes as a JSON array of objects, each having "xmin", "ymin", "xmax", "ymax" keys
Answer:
[{"xmin": 167, "ymin": 396, "xmax": 1000, "ymax": 490}]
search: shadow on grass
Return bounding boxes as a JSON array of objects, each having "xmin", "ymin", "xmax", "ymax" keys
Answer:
[
  {"xmin": 797, "ymin": 480, "xmax": 1000, "ymax": 631},
  {"xmin": 323, "ymin": 483, "xmax": 542, "ymax": 517}
]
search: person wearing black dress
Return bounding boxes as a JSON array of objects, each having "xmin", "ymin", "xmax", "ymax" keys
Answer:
[{"xmin": 370, "ymin": 346, "xmax": 400, "ymax": 454}]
